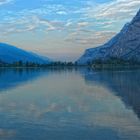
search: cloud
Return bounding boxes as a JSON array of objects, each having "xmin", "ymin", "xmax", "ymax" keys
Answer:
[
  {"xmin": 0, "ymin": 0, "xmax": 140, "ymax": 61},
  {"xmin": 40, "ymin": 4, "xmax": 68, "ymax": 15},
  {"xmin": 0, "ymin": 2, "xmax": 70, "ymax": 35},
  {"xmin": 0, "ymin": 0, "xmax": 13, "ymax": 5},
  {"xmin": 65, "ymin": 29, "xmax": 116, "ymax": 47},
  {"xmin": 56, "ymin": 11, "xmax": 67, "ymax": 15},
  {"xmin": 87, "ymin": 0, "xmax": 140, "ymax": 20},
  {"xmin": 77, "ymin": 22, "xmax": 90, "ymax": 27},
  {"xmin": 0, "ymin": 15, "xmax": 66, "ymax": 35}
]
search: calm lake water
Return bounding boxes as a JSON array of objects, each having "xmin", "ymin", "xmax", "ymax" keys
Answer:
[{"xmin": 0, "ymin": 68, "xmax": 140, "ymax": 140}]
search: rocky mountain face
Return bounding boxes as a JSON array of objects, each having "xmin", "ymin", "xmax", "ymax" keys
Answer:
[
  {"xmin": 0, "ymin": 43, "xmax": 52, "ymax": 64},
  {"xmin": 77, "ymin": 9, "xmax": 140, "ymax": 65}
]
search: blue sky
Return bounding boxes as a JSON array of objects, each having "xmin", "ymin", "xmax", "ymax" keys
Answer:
[{"xmin": 0, "ymin": 0, "xmax": 140, "ymax": 61}]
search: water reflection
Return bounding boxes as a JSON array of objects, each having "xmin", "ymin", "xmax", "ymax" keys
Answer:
[
  {"xmin": 0, "ymin": 67, "xmax": 79, "ymax": 92},
  {"xmin": 0, "ymin": 68, "xmax": 49, "ymax": 92},
  {"xmin": 82, "ymin": 68, "xmax": 140, "ymax": 119},
  {"xmin": 0, "ymin": 68, "xmax": 139, "ymax": 140}
]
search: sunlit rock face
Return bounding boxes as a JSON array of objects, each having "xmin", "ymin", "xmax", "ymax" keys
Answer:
[
  {"xmin": 77, "ymin": 10, "xmax": 140, "ymax": 65},
  {"xmin": 0, "ymin": 43, "xmax": 52, "ymax": 64}
]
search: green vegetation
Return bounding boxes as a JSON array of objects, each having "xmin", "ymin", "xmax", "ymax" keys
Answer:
[
  {"xmin": 0, "ymin": 57, "xmax": 140, "ymax": 68},
  {"xmin": 0, "ymin": 60, "xmax": 77, "ymax": 68},
  {"xmin": 88, "ymin": 57, "xmax": 140, "ymax": 68}
]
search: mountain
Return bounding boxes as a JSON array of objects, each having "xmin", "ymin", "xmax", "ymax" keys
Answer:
[
  {"xmin": 0, "ymin": 43, "xmax": 52, "ymax": 64},
  {"xmin": 77, "ymin": 9, "xmax": 140, "ymax": 65}
]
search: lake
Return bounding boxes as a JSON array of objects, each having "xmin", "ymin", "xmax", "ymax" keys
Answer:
[{"xmin": 0, "ymin": 68, "xmax": 140, "ymax": 140}]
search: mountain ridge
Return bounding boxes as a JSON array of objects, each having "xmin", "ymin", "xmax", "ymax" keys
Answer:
[
  {"xmin": 77, "ymin": 9, "xmax": 140, "ymax": 65},
  {"xmin": 0, "ymin": 43, "xmax": 52, "ymax": 64}
]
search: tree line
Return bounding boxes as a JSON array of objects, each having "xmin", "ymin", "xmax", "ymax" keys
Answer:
[
  {"xmin": 87, "ymin": 57, "xmax": 140, "ymax": 68},
  {"xmin": 0, "ymin": 57, "xmax": 140, "ymax": 68},
  {"xmin": 0, "ymin": 60, "xmax": 78, "ymax": 67}
]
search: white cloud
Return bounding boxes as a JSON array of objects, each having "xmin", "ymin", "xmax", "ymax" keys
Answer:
[
  {"xmin": 87, "ymin": 0, "xmax": 140, "ymax": 20},
  {"xmin": 0, "ymin": 0, "xmax": 140, "ymax": 61},
  {"xmin": 77, "ymin": 22, "xmax": 89, "ymax": 27},
  {"xmin": 0, "ymin": 15, "xmax": 66, "ymax": 35},
  {"xmin": 56, "ymin": 11, "xmax": 67, "ymax": 15},
  {"xmin": 65, "ymin": 29, "xmax": 116, "ymax": 47},
  {"xmin": 0, "ymin": 0, "xmax": 13, "ymax": 5}
]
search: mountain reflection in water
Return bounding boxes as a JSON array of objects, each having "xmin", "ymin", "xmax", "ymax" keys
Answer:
[
  {"xmin": 0, "ymin": 68, "xmax": 139, "ymax": 140},
  {"xmin": 83, "ymin": 68, "xmax": 140, "ymax": 119}
]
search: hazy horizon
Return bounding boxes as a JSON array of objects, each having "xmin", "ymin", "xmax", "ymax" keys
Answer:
[{"xmin": 0, "ymin": 0, "xmax": 140, "ymax": 61}]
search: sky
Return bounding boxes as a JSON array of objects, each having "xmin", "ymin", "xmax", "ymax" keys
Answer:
[{"xmin": 0, "ymin": 0, "xmax": 140, "ymax": 61}]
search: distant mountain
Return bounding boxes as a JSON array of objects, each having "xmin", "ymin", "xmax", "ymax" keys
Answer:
[
  {"xmin": 77, "ymin": 9, "xmax": 140, "ymax": 65},
  {"xmin": 0, "ymin": 43, "xmax": 52, "ymax": 64}
]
